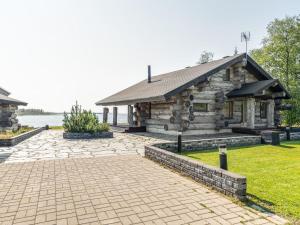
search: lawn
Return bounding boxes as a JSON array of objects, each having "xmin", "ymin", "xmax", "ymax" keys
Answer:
[{"xmin": 183, "ymin": 141, "xmax": 300, "ymax": 222}]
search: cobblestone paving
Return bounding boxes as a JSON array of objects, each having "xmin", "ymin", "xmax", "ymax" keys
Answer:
[
  {"xmin": 0, "ymin": 155, "xmax": 287, "ymax": 225},
  {"xmin": 0, "ymin": 130, "xmax": 165, "ymax": 163}
]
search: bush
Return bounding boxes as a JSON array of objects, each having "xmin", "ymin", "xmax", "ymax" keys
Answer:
[
  {"xmin": 63, "ymin": 102, "xmax": 109, "ymax": 133},
  {"xmin": 282, "ymin": 88, "xmax": 300, "ymax": 127}
]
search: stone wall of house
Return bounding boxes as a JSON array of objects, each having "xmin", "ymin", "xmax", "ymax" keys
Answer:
[
  {"xmin": 145, "ymin": 145, "xmax": 247, "ymax": 200},
  {"xmin": 0, "ymin": 105, "xmax": 19, "ymax": 132}
]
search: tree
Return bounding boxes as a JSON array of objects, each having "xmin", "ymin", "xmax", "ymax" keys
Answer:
[
  {"xmin": 197, "ymin": 51, "xmax": 214, "ymax": 64},
  {"xmin": 250, "ymin": 15, "xmax": 300, "ymax": 126},
  {"xmin": 251, "ymin": 15, "xmax": 300, "ymax": 91}
]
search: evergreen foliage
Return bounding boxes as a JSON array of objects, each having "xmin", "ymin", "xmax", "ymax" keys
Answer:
[{"xmin": 63, "ymin": 102, "xmax": 109, "ymax": 133}]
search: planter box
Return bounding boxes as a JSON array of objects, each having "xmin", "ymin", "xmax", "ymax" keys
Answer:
[
  {"xmin": 0, "ymin": 127, "xmax": 46, "ymax": 147},
  {"xmin": 63, "ymin": 131, "xmax": 113, "ymax": 139}
]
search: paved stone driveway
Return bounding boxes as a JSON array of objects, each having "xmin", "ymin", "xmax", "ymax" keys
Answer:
[
  {"xmin": 0, "ymin": 130, "xmax": 166, "ymax": 163},
  {"xmin": 0, "ymin": 155, "xmax": 286, "ymax": 225}
]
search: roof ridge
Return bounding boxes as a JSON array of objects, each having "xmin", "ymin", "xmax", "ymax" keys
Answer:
[{"xmin": 151, "ymin": 53, "xmax": 245, "ymax": 79}]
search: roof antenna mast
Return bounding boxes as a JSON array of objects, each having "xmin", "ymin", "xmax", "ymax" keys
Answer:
[{"xmin": 241, "ymin": 31, "xmax": 250, "ymax": 66}]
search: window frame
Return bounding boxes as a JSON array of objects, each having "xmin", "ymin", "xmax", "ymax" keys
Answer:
[
  {"xmin": 224, "ymin": 68, "xmax": 231, "ymax": 81},
  {"xmin": 193, "ymin": 103, "xmax": 208, "ymax": 112},
  {"xmin": 260, "ymin": 102, "xmax": 267, "ymax": 119},
  {"xmin": 224, "ymin": 101, "xmax": 234, "ymax": 119}
]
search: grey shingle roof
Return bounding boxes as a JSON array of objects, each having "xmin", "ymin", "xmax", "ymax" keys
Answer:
[
  {"xmin": 226, "ymin": 80, "xmax": 288, "ymax": 98},
  {"xmin": 0, "ymin": 93, "xmax": 27, "ymax": 106},
  {"xmin": 96, "ymin": 53, "xmax": 289, "ymax": 106},
  {"xmin": 0, "ymin": 87, "xmax": 10, "ymax": 96}
]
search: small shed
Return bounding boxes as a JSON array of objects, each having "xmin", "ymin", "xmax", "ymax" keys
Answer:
[{"xmin": 0, "ymin": 87, "xmax": 27, "ymax": 131}]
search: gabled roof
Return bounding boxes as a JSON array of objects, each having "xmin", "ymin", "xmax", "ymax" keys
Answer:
[
  {"xmin": 227, "ymin": 80, "xmax": 290, "ymax": 99},
  {"xmin": 0, "ymin": 87, "xmax": 10, "ymax": 96},
  {"xmin": 96, "ymin": 53, "xmax": 289, "ymax": 106}
]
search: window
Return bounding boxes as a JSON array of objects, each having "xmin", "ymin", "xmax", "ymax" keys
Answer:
[
  {"xmin": 224, "ymin": 69, "xmax": 231, "ymax": 81},
  {"xmin": 193, "ymin": 103, "xmax": 208, "ymax": 112},
  {"xmin": 260, "ymin": 102, "xmax": 267, "ymax": 118},
  {"xmin": 224, "ymin": 101, "xmax": 234, "ymax": 119}
]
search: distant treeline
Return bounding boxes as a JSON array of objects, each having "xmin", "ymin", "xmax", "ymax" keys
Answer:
[{"xmin": 16, "ymin": 109, "xmax": 61, "ymax": 116}]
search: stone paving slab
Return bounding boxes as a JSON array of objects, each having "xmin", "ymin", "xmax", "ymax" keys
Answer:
[
  {"xmin": 0, "ymin": 155, "xmax": 287, "ymax": 225},
  {"xmin": 0, "ymin": 130, "xmax": 165, "ymax": 163}
]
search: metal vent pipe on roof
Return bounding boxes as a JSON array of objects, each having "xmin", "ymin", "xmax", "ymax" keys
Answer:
[{"xmin": 148, "ymin": 65, "xmax": 151, "ymax": 83}]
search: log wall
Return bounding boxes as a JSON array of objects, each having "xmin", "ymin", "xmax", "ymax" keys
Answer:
[{"xmin": 143, "ymin": 63, "xmax": 276, "ymax": 135}]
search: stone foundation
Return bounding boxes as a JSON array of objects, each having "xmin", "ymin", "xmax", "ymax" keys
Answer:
[
  {"xmin": 261, "ymin": 131, "xmax": 300, "ymax": 143},
  {"xmin": 145, "ymin": 145, "xmax": 247, "ymax": 200},
  {"xmin": 155, "ymin": 135, "xmax": 261, "ymax": 152}
]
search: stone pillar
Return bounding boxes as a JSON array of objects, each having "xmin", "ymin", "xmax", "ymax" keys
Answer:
[
  {"xmin": 0, "ymin": 104, "xmax": 19, "ymax": 132},
  {"xmin": 267, "ymin": 100, "xmax": 275, "ymax": 128},
  {"xmin": 246, "ymin": 98, "xmax": 255, "ymax": 129},
  {"xmin": 103, "ymin": 107, "xmax": 109, "ymax": 123},
  {"xmin": 127, "ymin": 105, "xmax": 134, "ymax": 126},
  {"xmin": 113, "ymin": 107, "xmax": 118, "ymax": 126}
]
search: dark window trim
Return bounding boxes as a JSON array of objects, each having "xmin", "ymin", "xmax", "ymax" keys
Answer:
[
  {"xmin": 224, "ymin": 101, "xmax": 234, "ymax": 119},
  {"xmin": 193, "ymin": 103, "xmax": 208, "ymax": 112},
  {"xmin": 260, "ymin": 102, "xmax": 267, "ymax": 119},
  {"xmin": 224, "ymin": 68, "xmax": 231, "ymax": 81}
]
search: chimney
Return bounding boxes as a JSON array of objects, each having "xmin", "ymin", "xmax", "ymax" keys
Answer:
[{"xmin": 147, "ymin": 65, "xmax": 151, "ymax": 83}]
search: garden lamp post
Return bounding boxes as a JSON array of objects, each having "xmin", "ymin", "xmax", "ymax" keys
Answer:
[
  {"xmin": 177, "ymin": 131, "xmax": 182, "ymax": 153},
  {"xmin": 219, "ymin": 144, "xmax": 228, "ymax": 170},
  {"xmin": 286, "ymin": 127, "xmax": 291, "ymax": 141}
]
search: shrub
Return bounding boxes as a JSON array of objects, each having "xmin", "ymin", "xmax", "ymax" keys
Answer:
[
  {"xmin": 63, "ymin": 102, "xmax": 109, "ymax": 133},
  {"xmin": 282, "ymin": 88, "xmax": 300, "ymax": 127}
]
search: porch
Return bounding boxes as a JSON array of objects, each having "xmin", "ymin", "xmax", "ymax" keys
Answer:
[{"xmin": 226, "ymin": 79, "xmax": 289, "ymax": 131}]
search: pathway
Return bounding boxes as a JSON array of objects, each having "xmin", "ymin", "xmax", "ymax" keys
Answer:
[
  {"xmin": 0, "ymin": 155, "xmax": 286, "ymax": 225},
  {"xmin": 0, "ymin": 130, "xmax": 165, "ymax": 163}
]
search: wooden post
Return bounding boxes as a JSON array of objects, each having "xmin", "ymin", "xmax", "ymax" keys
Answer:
[
  {"xmin": 128, "ymin": 105, "xmax": 134, "ymax": 126},
  {"xmin": 267, "ymin": 100, "xmax": 275, "ymax": 128},
  {"xmin": 113, "ymin": 107, "xmax": 118, "ymax": 126},
  {"xmin": 246, "ymin": 98, "xmax": 255, "ymax": 129},
  {"xmin": 103, "ymin": 107, "xmax": 109, "ymax": 123}
]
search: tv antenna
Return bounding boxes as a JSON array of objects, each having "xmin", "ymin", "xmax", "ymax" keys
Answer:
[{"xmin": 241, "ymin": 31, "xmax": 250, "ymax": 64}]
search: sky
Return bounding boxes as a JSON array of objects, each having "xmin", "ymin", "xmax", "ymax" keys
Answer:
[{"xmin": 0, "ymin": 0, "xmax": 299, "ymax": 113}]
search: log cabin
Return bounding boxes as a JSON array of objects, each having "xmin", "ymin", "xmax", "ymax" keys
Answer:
[
  {"xmin": 0, "ymin": 87, "xmax": 27, "ymax": 132},
  {"xmin": 96, "ymin": 53, "xmax": 290, "ymax": 135}
]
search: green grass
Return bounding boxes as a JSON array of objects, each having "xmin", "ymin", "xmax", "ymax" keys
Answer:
[
  {"xmin": 182, "ymin": 141, "xmax": 300, "ymax": 221},
  {"xmin": 49, "ymin": 126, "xmax": 64, "ymax": 130}
]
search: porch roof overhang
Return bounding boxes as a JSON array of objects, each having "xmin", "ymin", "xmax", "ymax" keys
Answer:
[
  {"xmin": 226, "ymin": 79, "xmax": 291, "ymax": 99},
  {"xmin": 0, "ymin": 94, "xmax": 27, "ymax": 106}
]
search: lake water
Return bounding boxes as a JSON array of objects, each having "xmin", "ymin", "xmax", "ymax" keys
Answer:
[{"xmin": 18, "ymin": 113, "xmax": 128, "ymax": 127}]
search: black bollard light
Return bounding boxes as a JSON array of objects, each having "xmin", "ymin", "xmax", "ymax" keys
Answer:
[
  {"xmin": 219, "ymin": 144, "xmax": 228, "ymax": 170},
  {"xmin": 177, "ymin": 131, "xmax": 182, "ymax": 153},
  {"xmin": 286, "ymin": 127, "xmax": 291, "ymax": 141},
  {"xmin": 271, "ymin": 131, "xmax": 280, "ymax": 145}
]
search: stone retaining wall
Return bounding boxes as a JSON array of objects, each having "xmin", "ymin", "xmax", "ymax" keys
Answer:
[
  {"xmin": 145, "ymin": 145, "xmax": 247, "ymax": 200},
  {"xmin": 155, "ymin": 135, "xmax": 261, "ymax": 152},
  {"xmin": 63, "ymin": 132, "xmax": 113, "ymax": 139},
  {"xmin": 261, "ymin": 131, "xmax": 300, "ymax": 143},
  {"xmin": 0, "ymin": 127, "xmax": 46, "ymax": 147}
]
